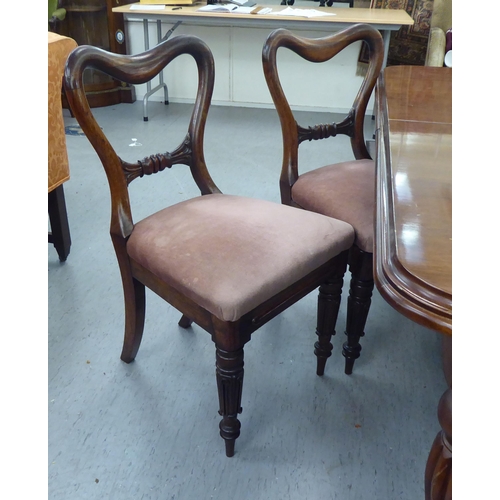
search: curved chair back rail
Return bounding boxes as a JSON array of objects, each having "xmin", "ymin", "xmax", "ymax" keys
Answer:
[
  {"xmin": 262, "ymin": 24, "xmax": 384, "ymax": 204},
  {"xmin": 64, "ymin": 35, "xmax": 221, "ymax": 242}
]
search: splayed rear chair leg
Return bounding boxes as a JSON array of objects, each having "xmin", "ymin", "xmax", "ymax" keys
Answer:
[
  {"xmin": 178, "ymin": 314, "xmax": 193, "ymax": 328},
  {"xmin": 120, "ymin": 277, "xmax": 146, "ymax": 363}
]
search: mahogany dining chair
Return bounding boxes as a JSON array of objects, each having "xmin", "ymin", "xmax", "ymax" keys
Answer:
[
  {"xmin": 262, "ymin": 24, "xmax": 384, "ymax": 375},
  {"xmin": 63, "ymin": 34, "xmax": 355, "ymax": 456}
]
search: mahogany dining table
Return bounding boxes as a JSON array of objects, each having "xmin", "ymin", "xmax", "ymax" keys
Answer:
[{"xmin": 375, "ymin": 65, "xmax": 452, "ymax": 500}]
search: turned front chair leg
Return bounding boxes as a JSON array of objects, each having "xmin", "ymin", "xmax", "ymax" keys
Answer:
[
  {"xmin": 216, "ymin": 345, "xmax": 244, "ymax": 457},
  {"xmin": 342, "ymin": 275, "xmax": 373, "ymax": 374},
  {"xmin": 315, "ymin": 274, "xmax": 344, "ymax": 376},
  {"xmin": 342, "ymin": 248, "xmax": 374, "ymax": 374}
]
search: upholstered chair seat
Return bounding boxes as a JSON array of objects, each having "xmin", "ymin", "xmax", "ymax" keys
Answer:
[
  {"xmin": 128, "ymin": 194, "xmax": 354, "ymax": 323},
  {"xmin": 291, "ymin": 159, "xmax": 375, "ymax": 254}
]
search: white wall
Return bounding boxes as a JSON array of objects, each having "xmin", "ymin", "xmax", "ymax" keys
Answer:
[{"xmin": 123, "ymin": 16, "xmax": 373, "ymax": 113}]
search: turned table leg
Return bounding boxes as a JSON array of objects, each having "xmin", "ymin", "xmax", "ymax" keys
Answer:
[
  {"xmin": 425, "ymin": 336, "xmax": 452, "ymax": 500},
  {"xmin": 425, "ymin": 387, "xmax": 452, "ymax": 499}
]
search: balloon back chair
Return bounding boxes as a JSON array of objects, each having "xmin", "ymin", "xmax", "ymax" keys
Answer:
[
  {"xmin": 63, "ymin": 34, "xmax": 355, "ymax": 456},
  {"xmin": 262, "ymin": 24, "xmax": 384, "ymax": 375}
]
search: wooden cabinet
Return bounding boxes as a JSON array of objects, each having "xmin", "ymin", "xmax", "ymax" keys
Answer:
[{"xmin": 58, "ymin": 0, "xmax": 136, "ymax": 107}]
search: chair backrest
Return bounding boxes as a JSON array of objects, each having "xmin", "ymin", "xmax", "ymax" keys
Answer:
[
  {"xmin": 63, "ymin": 35, "xmax": 221, "ymax": 245},
  {"xmin": 262, "ymin": 25, "xmax": 384, "ymax": 205}
]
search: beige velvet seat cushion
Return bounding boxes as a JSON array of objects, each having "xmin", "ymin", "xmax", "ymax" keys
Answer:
[
  {"xmin": 291, "ymin": 159, "xmax": 375, "ymax": 253},
  {"xmin": 127, "ymin": 194, "xmax": 354, "ymax": 322}
]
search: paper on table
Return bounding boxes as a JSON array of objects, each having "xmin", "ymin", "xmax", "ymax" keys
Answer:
[
  {"xmin": 130, "ymin": 4, "xmax": 166, "ymax": 9},
  {"xmin": 274, "ymin": 6, "xmax": 334, "ymax": 18},
  {"xmin": 233, "ymin": 6, "xmax": 255, "ymax": 13},
  {"xmin": 197, "ymin": 3, "xmax": 238, "ymax": 11}
]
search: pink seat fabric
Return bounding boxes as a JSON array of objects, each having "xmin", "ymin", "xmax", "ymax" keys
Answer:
[
  {"xmin": 127, "ymin": 194, "xmax": 354, "ymax": 322},
  {"xmin": 291, "ymin": 159, "xmax": 375, "ymax": 253}
]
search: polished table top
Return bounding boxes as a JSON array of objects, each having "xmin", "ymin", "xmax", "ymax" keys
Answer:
[{"xmin": 375, "ymin": 66, "xmax": 452, "ymax": 335}]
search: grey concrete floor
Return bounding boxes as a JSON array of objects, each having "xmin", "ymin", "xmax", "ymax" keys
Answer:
[{"xmin": 48, "ymin": 101, "xmax": 447, "ymax": 499}]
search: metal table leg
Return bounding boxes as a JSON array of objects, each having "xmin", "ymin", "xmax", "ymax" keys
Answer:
[
  {"xmin": 381, "ymin": 29, "xmax": 391, "ymax": 68},
  {"xmin": 142, "ymin": 19, "xmax": 182, "ymax": 121}
]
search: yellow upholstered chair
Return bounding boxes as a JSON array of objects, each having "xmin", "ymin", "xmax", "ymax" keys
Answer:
[{"xmin": 48, "ymin": 32, "xmax": 77, "ymax": 261}]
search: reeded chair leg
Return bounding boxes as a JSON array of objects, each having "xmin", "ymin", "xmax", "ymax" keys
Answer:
[
  {"xmin": 342, "ymin": 246, "xmax": 374, "ymax": 374},
  {"xmin": 120, "ymin": 277, "xmax": 146, "ymax": 363},
  {"xmin": 315, "ymin": 274, "xmax": 345, "ymax": 376},
  {"xmin": 215, "ymin": 345, "xmax": 244, "ymax": 457}
]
